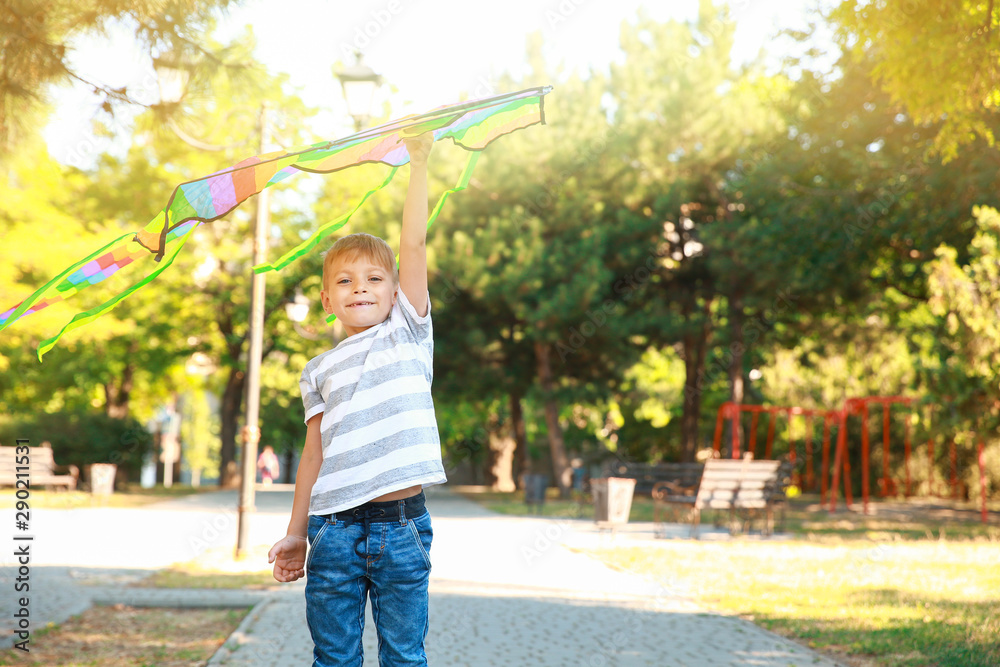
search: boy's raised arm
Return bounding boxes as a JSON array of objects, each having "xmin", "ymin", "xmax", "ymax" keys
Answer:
[{"xmin": 399, "ymin": 133, "xmax": 434, "ymax": 317}]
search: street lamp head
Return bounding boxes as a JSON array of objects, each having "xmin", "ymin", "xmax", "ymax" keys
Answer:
[
  {"xmin": 153, "ymin": 57, "xmax": 191, "ymax": 105},
  {"xmin": 285, "ymin": 290, "xmax": 311, "ymax": 323},
  {"xmin": 335, "ymin": 52, "xmax": 384, "ymax": 130}
]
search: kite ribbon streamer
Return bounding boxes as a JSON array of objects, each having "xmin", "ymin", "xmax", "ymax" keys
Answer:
[
  {"xmin": 252, "ymin": 166, "xmax": 400, "ymax": 275},
  {"xmin": 428, "ymin": 149, "xmax": 480, "ymax": 231},
  {"xmin": 322, "ymin": 150, "xmax": 481, "ymax": 324},
  {"xmin": 1, "ymin": 86, "xmax": 551, "ymax": 359},
  {"xmin": 0, "ymin": 231, "xmax": 134, "ymax": 332},
  {"xmin": 35, "ymin": 220, "xmax": 201, "ymax": 360},
  {"xmin": 254, "ymin": 149, "xmax": 480, "ymax": 278}
]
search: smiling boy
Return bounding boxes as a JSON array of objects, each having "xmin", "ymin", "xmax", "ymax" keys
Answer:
[{"xmin": 268, "ymin": 133, "xmax": 446, "ymax": 666}]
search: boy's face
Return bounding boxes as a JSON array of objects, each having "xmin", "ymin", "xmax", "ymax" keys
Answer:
[{"xmin": 321, "ymin": 255, "xmax": 397, "ymax": 338}]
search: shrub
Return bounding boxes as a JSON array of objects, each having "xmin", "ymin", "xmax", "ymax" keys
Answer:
[{"xmin": 0, "ymin": 411, "xmax": 152, "ymax": 485}]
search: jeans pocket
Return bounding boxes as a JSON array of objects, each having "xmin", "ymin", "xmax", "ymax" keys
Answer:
[
  {"xmin": 305, "ymin": 517, "xmax": 330, "ymax": 573},
  {"xmin": 407, "ymin": 512, "xmax": 432, "ymax": 570}
]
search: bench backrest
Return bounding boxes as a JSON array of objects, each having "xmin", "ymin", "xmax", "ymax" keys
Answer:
[
  {"xmin": 603, "ymin": 461, "xmax": 705, "ymax": 495},
  {"xmin": 0, "ymin": 446, "xmax": 61, "ymax": 476},
  {"xmin": 695, "ymin": 459, "xmax": 785, "ymax": 510}
]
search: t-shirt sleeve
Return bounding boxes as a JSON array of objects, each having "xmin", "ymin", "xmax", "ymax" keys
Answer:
[
  {"xmin": 395, "ymin": 288, "xmax": 433, "ymax": 345},
  {"xmin": 300, "ymin": 365, "xmax": 325, "ymax": 424}
]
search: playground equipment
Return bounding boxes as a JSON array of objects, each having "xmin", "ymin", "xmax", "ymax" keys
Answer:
[
  {"xmin": 712, "ymin": 402, "xmax": 840, "ymax": 495},
  {"xmin": 829, "ymin": 396, "xmax": 911, "ymax": 514},
  {"xmin": 712, "ymin": 397, "xmax": 992, "ymax": 523},
  {"xmin": 828, "ymin": 397, "xmax": 969, "ymax": 514}
]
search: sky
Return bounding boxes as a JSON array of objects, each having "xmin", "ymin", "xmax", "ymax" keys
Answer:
[{"xmin": 42, "ymin": 0, "xmax": 835, "ymax": 167}]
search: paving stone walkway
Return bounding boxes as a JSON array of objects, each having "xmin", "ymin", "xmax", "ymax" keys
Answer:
[{"xmin": 0, "ymin": 487, "xmax": 845, "ymax": 666}]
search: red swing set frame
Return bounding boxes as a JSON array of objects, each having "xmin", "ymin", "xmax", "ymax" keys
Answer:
[{"xmin": 711, "ymin": 396, "xmax": 990, "ymax": 523}]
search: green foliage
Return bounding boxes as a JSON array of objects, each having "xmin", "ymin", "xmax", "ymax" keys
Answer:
[
  {"xmin": 832, "ymin": 0, "xmax": 1000, "ymax": 161},
  {"xmin": 179, "ymin": 388, "xmax": 220, "ymax": 484},
  {"xmin": 589, "ymin": 537, "xmax": 1000, "ymax": 667},
  {"xmin": 3, "ymin": 2, "xmax": 1000, "ymax": 496},
  {"xmin": 0, "ymin": 0, "xmax": 243, "ymax": 155},
  {"xmin": 624, "ymin": 347, "xmax": 685, "ymax": 429},
  {"xmin": 924, "ymin": 206, "xmax": 1000, "ymax": 488},
  {"xmin": 435, "ymin": 399, "xmax": 493, "ymax": 473},
  {"xmin": 0, "ymin": 411, "xmax": 152, "ymax": 481},
  {"xmin": 258, "ymin": 354, "xmax": 309, "ymax": 459}
]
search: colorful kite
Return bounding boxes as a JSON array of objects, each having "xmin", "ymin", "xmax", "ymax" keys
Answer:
[{"xmin": 1, "ymin": 86, "xmax": 551, "ymax": 359}]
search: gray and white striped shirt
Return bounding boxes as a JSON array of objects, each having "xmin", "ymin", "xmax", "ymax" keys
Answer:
[{"xmin": 300, "ymin": 289, "xmax": 447, "ymax": 515}]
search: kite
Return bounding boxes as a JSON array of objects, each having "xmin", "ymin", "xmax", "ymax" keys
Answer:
[{"xmin": 1, "ymin": 86, "xmax": 552, "ymax": 359}]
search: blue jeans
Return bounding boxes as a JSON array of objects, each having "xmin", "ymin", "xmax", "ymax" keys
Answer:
[{"xmin": 305, "ymin": 501, "xmax": 433, "ymax": 667}]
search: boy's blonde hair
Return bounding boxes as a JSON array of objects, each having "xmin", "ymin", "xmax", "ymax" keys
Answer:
[{"xmin": 323, "ymin": 233, "xmax": 398, "ymax": 285}]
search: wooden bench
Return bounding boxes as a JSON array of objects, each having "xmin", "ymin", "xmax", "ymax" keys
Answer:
[
  {"xmin": 649, "ymin": 464, "xmax": 705, "ymax": 524},
  {"xmin": 652, "ymin": 457, "xmax": 790, "ymax": 538},
  {"xmin": 692, "ymin": 457, "xmax": 790, "ymax": 537},
  {"xmin": 0, "ymin": 445, "xmax": 79, "ymax": 490},
  {"xmin": 603, "ymin": 460, "xmax": 704, "ymax": 497}
]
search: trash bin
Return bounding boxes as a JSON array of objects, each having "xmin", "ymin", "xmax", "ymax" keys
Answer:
[
  {"xmin": 592, "ymin": 477, "xmax": 636, "ymax": 527},
  {"xmin": 523, "ymin": 474, "xmax": 548, "ymax": 513},
  {"xmin": 89, "ymin": 463, "xmax": 117, "ymax": 495}
]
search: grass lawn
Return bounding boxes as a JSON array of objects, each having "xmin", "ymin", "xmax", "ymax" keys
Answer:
[
  {"xmin": 0, "ymin": 488, "xmax": 263, "ymax": 663},
  {"xmin": 582, "ymin": 540, "xmax": 999, "ymax": 667},
  {"xmin": 137, "ymin": 543, "xmax": 280, "ymax": 590},
  {"xmin": 0, "ymin": 604, "xmax": 248, "ymax": 666},
  {"xmin": 0, "ymin": 484, "xmax": 209, "ymax": 509},
  {"xmin": 459, "ymin": 486, "xmax": 1000, "ymax": 667}
]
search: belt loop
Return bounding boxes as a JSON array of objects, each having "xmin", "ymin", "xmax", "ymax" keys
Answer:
[{"xmin": 398, "ymin": 499, "xmax": 406, "ymax": 526}]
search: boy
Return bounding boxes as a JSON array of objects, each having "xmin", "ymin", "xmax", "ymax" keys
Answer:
[{"xmin": 267, "ymin": 133, "xmax": 446, "ymax": 667}]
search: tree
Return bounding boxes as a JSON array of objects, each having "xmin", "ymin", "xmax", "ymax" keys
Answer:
[
  {"xmin": 926, "ymin": 206, "xmax": 1000, "ymax": 488},
  {"xmin": 1, "ymin": 31, "xmax": 321, "ymax": 486},
  {"xmin": 427, "ymin": 54, "xmax": 660, "ymax": 495},
  {"xmin": 0, "ymin": 133, "xmax": 197, "ymax": 428},
  {"xmin": 134, "ymin": 69, "xmax": 317, "ymax": 487},
  {"xmin": 0, "ymin": 0, "xmax": 246, "ymax": 155},
  {"xmin": 606, "ymin": 0, "xmax": 787, "ymax": 460},
  {"xmin": 832, "ymin": 0, "xmax": 1000, "ymax": 161},
  {"xmin": 179, "ymin": 387, "xmax": 219, "ymax": 486}
]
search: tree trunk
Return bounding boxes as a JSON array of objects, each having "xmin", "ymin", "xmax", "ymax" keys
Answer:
[
  {"xmin": 103, "ymin": 356, "xmax": 135, "ymax": 419},
  {"xmin": 727, "ymin": 292, "xmax": 745, "ymax": 458},
  {"xmin": 485, "ymin": 428, "xmax": 516, "ymax": 492},
  {"xmin": 282, "ymin": 447, "xmax": 295, "ymax": 484},
  {"xmin": 219, "ymin": 366, "xmax": 245, "ymax": 488},
  {"xmin": 510, "ymin": 391, "xmax": 528, "ymax": 488},
  {"xmin": 680, "ymin": 298, "xmax": 712, "ymax": 462},
  {"xmin": 533, "ymin": 340, "xmax": 571, "ymax": 497}
]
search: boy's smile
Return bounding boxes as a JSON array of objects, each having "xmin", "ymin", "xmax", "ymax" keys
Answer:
[{"xmin": 321, "ymin": 258, "xmax": 397, "ymax": 337}]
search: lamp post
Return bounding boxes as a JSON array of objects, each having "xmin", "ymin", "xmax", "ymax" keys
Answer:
[
  {"xmin": 335, "ymin": 52, "xmax": 384, "ymax": 131},
  {"xmin": 155, "ymin": 54, "xmax": 383, "ymax": 560},
  {"xmin": 285, "ymin": 289, "xmax": 341, "ymax": 344},
  {"xmin": 154, "ymin": 57, "xmax": 270, "ymax": 559},
  {"xmin": 236, "ymin": 100, "xmax": 271, "ymax": 559}
]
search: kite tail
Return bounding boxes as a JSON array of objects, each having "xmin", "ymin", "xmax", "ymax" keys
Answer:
[
  {"xmin": 0, "ymin": 232, "xmax": 135, "ymax": 331},
  {"xmin": 324, "ymin": 150, "xmax": 481, "ymax": 324},
  {"xmin": 36, "ymin": 221, "xmax": 202, "ymax": 361},
  {"xmin": 427, "ymin": 149, "xmax": 479, "ymax": 231},
  {"xmin": 252, "ymin": 166, "xmax": 401, "ymax": 275}
]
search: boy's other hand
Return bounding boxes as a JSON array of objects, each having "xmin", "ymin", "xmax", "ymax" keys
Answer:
[
  {"xmin": 404, "ymin": 132, "xmax": 434, "ymax": 166},
  {"xmin": 268, "ymin": 535, "xmax": 308, "ymax": 582}
]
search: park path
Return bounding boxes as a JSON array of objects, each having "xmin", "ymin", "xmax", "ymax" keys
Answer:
[{"xmin": 0, "ymin": 486, "xmax": 845, "ymax": 666}]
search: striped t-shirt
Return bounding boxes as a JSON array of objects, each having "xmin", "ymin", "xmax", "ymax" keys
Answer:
[{"xmin": 300, "ymin": 289, "xmax": 447, "ymax": 515}]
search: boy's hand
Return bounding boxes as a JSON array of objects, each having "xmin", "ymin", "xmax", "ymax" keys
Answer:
[
  {"xmin": 404, "ymin": 132, "xmax": 434, "ymax": 167},
  {"xmin": 268, "ymin": 535, "xmax": 308, "ymax": 582}
]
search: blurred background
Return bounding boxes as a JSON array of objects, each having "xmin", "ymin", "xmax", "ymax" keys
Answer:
[{"xmin": 1, "ymin": 0, "xmax": 997, "ymax": 504}]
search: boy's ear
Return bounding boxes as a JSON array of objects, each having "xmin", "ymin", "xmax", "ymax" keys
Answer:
[{"xmin": 320, "ymin": 289, "xmax": 333, "ymax": 314}]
